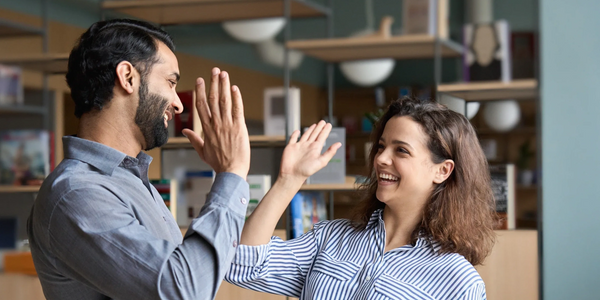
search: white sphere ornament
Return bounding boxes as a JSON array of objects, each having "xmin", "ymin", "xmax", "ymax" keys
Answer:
[
  {"xmin": 483, "ymin": 100, "xmax": 521, "ymax": 132},
  {"xmin": 339, "ymin": 58, "xmax": 395, "ymax": 87},
  {"xmin": 255, "ymin": 39, "xmax": 304, "ymax": 69},
  {"xmin": 438, "ymin": 93, "xmax": 480, "ymax": 120},
  {"xmin": 222, "ymin": 17, "xmax": 286, "ymax": 43}
]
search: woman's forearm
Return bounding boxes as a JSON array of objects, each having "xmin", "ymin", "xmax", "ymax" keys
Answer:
[{"xmin": 240, "ymin": 175, "xmax": 304, "ymax": 246}]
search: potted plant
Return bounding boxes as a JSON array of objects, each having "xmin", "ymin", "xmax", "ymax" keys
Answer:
[{"xmin": 516, "ymin": 140, "xmax": 535, "ymax": 186}]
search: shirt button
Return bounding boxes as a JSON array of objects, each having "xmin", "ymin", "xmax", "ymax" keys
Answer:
[
  {"xmin": 241, "ymin": 197, "xmax": 247, "ymax": 204},
  {"xmin": 366, "ymin": 276, "xmax": 371, "ymax": 281},
  {"xmin": 233, "ymin": 240, "xmax": 238, "ymax": 247}
]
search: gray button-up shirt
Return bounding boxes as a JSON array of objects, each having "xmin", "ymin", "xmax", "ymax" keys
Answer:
[{"xmin": 27, "ymin": 136, "xmax": 249, "ymax": 300}]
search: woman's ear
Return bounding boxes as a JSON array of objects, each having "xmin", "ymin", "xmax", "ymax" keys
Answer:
[
  {"xmin": 433, "ymin": 159, "xmax": 455, "ymax": 184},
  {"xmin": 115, "ymin": 61, "xmax": 136, "ymax": 95}
]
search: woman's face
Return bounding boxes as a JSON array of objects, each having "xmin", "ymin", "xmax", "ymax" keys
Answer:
[{"xmin": 374, "ymin": 116, "xmax": 440, "ymax": 208}]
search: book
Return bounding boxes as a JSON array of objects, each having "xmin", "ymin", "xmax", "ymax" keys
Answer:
[
  {"xmin": 264, "ymin": 87, "xmax": 300, "ymax": 136},
  {"xmin": 180, "ymin": 170, "xmax": 215, "ymax": 227},
  {"xmin": 463, "ymin": 20, "xmax": 512, "ymax": 82},
  {"xmin": 306, "ymin": 127, "xmax": 345, "ymax": 184},
  {"xmin": 0, "ymin": 64, "xmax": 23, "ymax": 105},
  {"xmin": 246, "ymin": 174, "xmax": 271, "ymax": 219},
  {"xmin": 289, "ymin": 192, "xmax": 327, "ymax": 239},
  {"xmin": 150, "ymin": 179, "xmax": 179, "ymax": 220},
  {"xmin": 402, "ymin": 0, "xmax": 449, "ymax": 39},
  {"xmin": 0, "ymin": 130, "xmax": 50, "ymax": 186},
  {"xmin": 489, "ymin": 164, "xmax": 516, "ymax": 230}
]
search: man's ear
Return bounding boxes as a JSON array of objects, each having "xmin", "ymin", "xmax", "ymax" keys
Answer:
[
  {"xmin": 115, "ymin": 61, "xmax": 136, "ymax": 95},
  {"xmin": 433, "ymin": 159, "xmax": 455, "ymax": 184}
]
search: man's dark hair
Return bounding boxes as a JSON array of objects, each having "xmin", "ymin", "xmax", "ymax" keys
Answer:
[{"xmin": 66, "ymin": 19, "xmax": 175, "ymax": 118}]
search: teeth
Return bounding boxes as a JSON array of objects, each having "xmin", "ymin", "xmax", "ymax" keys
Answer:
[{"xmin": 379, "ymin": 173, "xmax": 398, "ymax": 181}]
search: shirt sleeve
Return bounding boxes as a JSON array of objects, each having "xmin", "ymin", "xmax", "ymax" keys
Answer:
[
  {"xmin": 46, "ymin": 172, "xmax": 249, "ymax": 300},
  {"xmin": 459, "ymin": 282, "xmax": 487, "ymax": 300},
  {"xmin": 224, "ymin": 221, "xmax": 326, "ymax": 298}
]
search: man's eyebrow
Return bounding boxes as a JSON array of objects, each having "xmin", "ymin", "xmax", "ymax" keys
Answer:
[{"xmin": 170, "ymin": 72, "xmax": 180, "ymax": 82}]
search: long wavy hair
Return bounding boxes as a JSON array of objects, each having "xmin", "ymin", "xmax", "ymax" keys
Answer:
[{"xmin": 353, "ymin": 96, "xmax": 497, "ymax": 265}]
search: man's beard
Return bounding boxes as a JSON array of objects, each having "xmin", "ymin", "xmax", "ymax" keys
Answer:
[{"xmin": 135, "ymin": 78, "xmax": 171, "ymax": 151}]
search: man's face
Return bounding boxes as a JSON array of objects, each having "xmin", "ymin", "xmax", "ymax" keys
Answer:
[{"xmin": 134, "ymin": 42, "xmax": 182, "ymax": 151}]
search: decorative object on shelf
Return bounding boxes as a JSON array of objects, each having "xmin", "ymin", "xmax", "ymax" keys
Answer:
[
  {"xmin": 0, "ymin": 64, "xmax": 23, "ymax": 105},
  {"xmin": 402, "ymin": 0, "xmax": 449, "ymax": 39},
  {"xmin": 255, "ymin": 38, "xmax": 304, "ymax": 69},
  {"xmin": 290, "ymin": 192, "xmax": 327, "ymax": 238},
  {"xmin": 438, "ymin": 93, "xmax": 480, "ymax": 119},
  {"xmin": 463, "ymin": 20, "xmax": 512, "ymax": 82},
  {"xmin": 339, "ymin": 1, "xmax": 396, "ymax": 87},
  {"xmin": 466, "ymin": 0, "xmax": 493, "ymax": 24},
  {"xmin": 516, "ymin": 140, "xmax": 535, "ymax": 186},
  {"xmin": 479, "ymin": 138, "xmax": 497, "ymax": 160},
  {"xmin": 306, "ymin": 127, "xmax": 345, "ymax": 184},
  {"xmin": 0, "ymin": 130, "xmax": 50, "ymax": 186},
  {"xmin": 483, "ymin": 100, "xmax": 520, "ymax": 132},
  {"xmin": 263, "ymin": 87, "xmax": 301, "ymax": 136},
  {"xmin": 222, "ymin": 17, "xmax": 285, "ymax": 43},
  {"xmin": 489, "ymin": 164, "xmax": 516, "ymax": 230},
  {"xmin": 174, "ymin": 91, "xmax": 194, "ymax": 137}
]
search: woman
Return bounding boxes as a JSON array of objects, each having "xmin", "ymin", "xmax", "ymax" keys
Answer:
[{"xmin": 226, "ymin": 97, "xmax": 497, "ymax": 299}]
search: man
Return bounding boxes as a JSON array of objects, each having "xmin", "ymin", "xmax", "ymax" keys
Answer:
[{"xmin": 27, "ymin": 18, "xmax": 251, "ymax": 300}]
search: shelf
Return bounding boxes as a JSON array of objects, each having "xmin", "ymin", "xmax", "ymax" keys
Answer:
[
  {"xmin": 0, "ymin": 19, "xmax": 44, "ymax": 37},
  {"xmin": 286, "ymin": 35, "xmax": 463, "ymax": 62},
  {"xmin": 437, "ymin": 79, "xmax": 538, "ymax": 102},
  {"xmin": 300, "ymin": 176, "xmax": 358, "ymax": 191},
  {"xmin": 102, "ymin": 0, "xmax": 329, "ymax": 25},
  {"xmin": 162, "ymin": 135, "xmax": 287, "ymax": 149},
  {"xmin": 0, "ymin": 185, "xmax": 40, "ymax": 193},
  {"xmin": 476, "ymin": 127, "xmax": 536, "ymax": 135},
  {"xmin": 0, "ymin": 53, "xmax": 69, "ymax": 74},
  {"xmin": 0, "ymin": 104, "xmax": 46, "ymax": 115}
]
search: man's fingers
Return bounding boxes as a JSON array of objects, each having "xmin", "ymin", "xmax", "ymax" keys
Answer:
[
  {"xmin": 182, "ymin": 129, "xmax": 206, "ymax": 162},
  {"xmin": 208, "ymin": 67, "xmax": 221, "ymax": 121},
  {"xmin": 316, "ymin": 123, "xmax": 332, "ymax": 144},
  {"xmin": 231, "ymin": 85, "xmax": 245, "ymax": 124},
  {"xmin": 219, "ymin": 71, "xmax": 233, "ymax": 124},
  {"xmin": 288, "ymin": 130, "xmax": 300, "ymax": 145},
  {"xmin": 308, "ymin": 120, "xmax": 326, "ymax": 142},
  {"xmin": 300, "ymin": 124, "xmax": 316, "ymax": 142},
  {"xmin": 195, "ymin": 78, "xmax": 212, "ymax": 132}
]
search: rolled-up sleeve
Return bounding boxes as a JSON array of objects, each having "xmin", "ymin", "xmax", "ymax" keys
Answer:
[
  {"xmin": 47, "ymin": 172, "xmax": 248, "ymax": 300},
  {"xmin": 225, "ymin": 222, "xmax": 326, "ymax": 298}
]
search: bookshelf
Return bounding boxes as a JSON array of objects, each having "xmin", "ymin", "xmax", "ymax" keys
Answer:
[
  {"xmin": 102, "ymin": 0, "xmax": 330, "ymax": 25},
  {"xmin": 437, "ymin": 79, "xmax": 538, "ymax": 102},
  {"xmin": 0, "ymin": 53, "xmax": 69, "ymax": 74},
  {"xmin": 286, "ymin": 34, "xmax": 463, "ymax": 62},
  {"xmin": 0, "ymin": 18, "xmax": 44, "ymax": 37},
  {"xmin": 300, "ymin": 176, "xmax": 358, "ymax": 191},
  {"xmin": 0, "ymin": 104, "xmax": 46, "ymax": 115},
  {"xmin": 0, "ymin": 185, "xmax": 40, "ymax": 193},
  {"xmin": 162, "ymin": 135, "xmax": 287, "ymax": 149}
]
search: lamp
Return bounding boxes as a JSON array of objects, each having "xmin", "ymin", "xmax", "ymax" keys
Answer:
[
  {"xmin": 255, "ymin": 39, "xmax": 304, "ymax": 69},
  {"xmin": 340, "ymin": 59, "xmax": 395, "ymax": 87},
  {"xmin": 483, "ymin": 100, "xmax": 520, "ymax": 132},
  {"xmin": 222, "ymin": 17, "xmax": 286, "ymax": 43}
]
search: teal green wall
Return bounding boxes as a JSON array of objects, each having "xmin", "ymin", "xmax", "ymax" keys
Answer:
[{"xmin": 541, "ymin": 0, "xmax": 600, "ymax": 299}]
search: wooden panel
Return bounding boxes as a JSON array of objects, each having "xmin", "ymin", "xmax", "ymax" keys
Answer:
[
  {"xmin": 103, "ymin": 0, "xmax": 327, "ymax": 25},
  {"xmin": 0, "ymin": 53, "xmax": 69, "ymax": 74},
  {"xmin": 476, "ymin": 230, "xmax": 538, "ymax": 300},
  {"xmin": 0, "ymin": 19, "xmax": 43, "ymax": 37},
  {"xmin": 0, "ymin": 185, "xmax": 40, "ymax": 193},
  {"xmin": 437, "ymin": 79, "xmax": 538, "ymax": 102},
  {"xmin": 0, "ymin": 273, "xmax": 45, "ymax": 300},
  {"xmin": 287, "ymin": 35, "xmax": 463, "ymax": 62},
  {"xmin": 145, "ymin": 148, "xmax": 162, "ymax": 180},
  {"xmin": 300, "ymin": 176, "xmax": 357, "ymax": 191}
]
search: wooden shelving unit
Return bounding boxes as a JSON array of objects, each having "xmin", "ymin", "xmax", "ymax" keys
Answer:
[
  {"xmin": 300, "ymin": 176, "xmax": 359, "ymax": 191},
  {"xmin": 162, "ymin": 135, "xmax": 287, "ymax": 149},
  {"xmin": 0, "ymin": 53, "xmax": 69, "ymax": 74},
  {"xmin": 0, "ymin": 104, "xmax": 46, "ymax": 115},
  {"xmin": 0, "ymin": 19, "xmax": 44, "ymax": 37},
  {"xmin": 437, "ymin": 79, "xmax": 538, "ymax": 102},
  {"xmin": 0, "ymin": 185, "xmax": 40, "ymax": 193},
  {"xmin": 286, "ymin": 34, "xmax": 463, "ymax": 62},
  {"xmin": 102, "ymin": 0, "xmax": 329, "ymax": 25}
]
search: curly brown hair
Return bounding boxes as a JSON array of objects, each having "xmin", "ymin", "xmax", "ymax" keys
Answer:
[{"xmin": 353, "ymin": 96, "xmax": 497, "ymax": 265}]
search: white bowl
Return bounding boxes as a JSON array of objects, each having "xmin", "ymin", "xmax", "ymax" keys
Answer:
[
  {"xmin": 340, "ymin": 58, "xmax": 395, "ymax": 87},
  {"xmin": 222, "ymin": 17, "xmax": 286, "ymax": 43}
]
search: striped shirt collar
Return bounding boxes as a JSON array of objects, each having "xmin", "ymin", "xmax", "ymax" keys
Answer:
[{"xmin": 370, "ymin": 208, "xmax": 442, "ymax": 253}]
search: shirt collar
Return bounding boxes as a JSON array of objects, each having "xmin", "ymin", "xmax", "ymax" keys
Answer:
[
  {"xmin": 372, "ymin": 208, "xmax": 442, "ymax": 252},
  {"xmin": 63, "ymin": 136, "xmax": 152, "ymax": 176}
]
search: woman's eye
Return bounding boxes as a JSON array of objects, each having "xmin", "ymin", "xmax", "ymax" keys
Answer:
[{"xmin": 397, "ymin": 147, "xmax": 408, "ymax": 154}]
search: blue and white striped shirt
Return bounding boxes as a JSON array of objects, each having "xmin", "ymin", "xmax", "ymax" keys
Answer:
[{"xmin": 226, "ymin": 209, "xmax": 486, "ymax": 299}]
